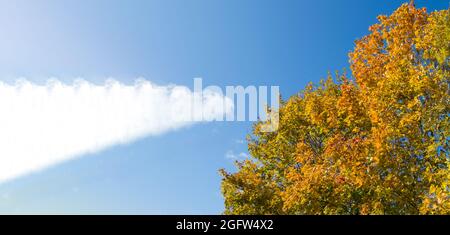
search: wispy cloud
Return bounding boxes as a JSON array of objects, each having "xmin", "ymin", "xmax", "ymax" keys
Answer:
[
  {"xmin": 225, "ymin": 150, "xmax": 249, "ymax": 160},
  {"xmin": 0, "ymin": 79, "xmax": 233, "ymax": 183}
]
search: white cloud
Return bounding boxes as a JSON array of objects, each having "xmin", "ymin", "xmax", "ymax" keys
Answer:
[
  {"xmin": 225, "ymin": 150, "xmax": 249, "ymax": 160},
  {"xmin": 0, "ymin": 79, "xmax": 233, "ymax": 183}
]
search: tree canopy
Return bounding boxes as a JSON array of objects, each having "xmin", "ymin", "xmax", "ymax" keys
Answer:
[{"xmin": 220, "ymin": 3, "xmax": 450, "ymax": 215}]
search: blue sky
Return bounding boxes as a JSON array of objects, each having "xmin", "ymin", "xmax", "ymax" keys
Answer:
[{"xmin": 0, "ymin": 0, "xmax": 448, "ymax": 214}]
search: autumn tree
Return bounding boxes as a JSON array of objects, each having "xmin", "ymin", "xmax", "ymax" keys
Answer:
[{"xmin": 220, "ymin": 3, "xmax": 449, "ymax": 215}]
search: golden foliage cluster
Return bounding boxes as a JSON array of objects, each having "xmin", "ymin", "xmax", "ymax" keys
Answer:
[{"xmin": 220, "ymin": 3, "xmax": 450, "ymax": 215}]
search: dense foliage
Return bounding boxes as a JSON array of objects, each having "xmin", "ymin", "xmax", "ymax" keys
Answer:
[{"xmin": 220, "ymin": 3, "xmax": 450, "ymax": 215}]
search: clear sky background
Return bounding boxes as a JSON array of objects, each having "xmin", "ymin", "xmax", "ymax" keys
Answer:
[{"xmin": 0, "ymin": 0, "xmax": 448, "ymax": 214}]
